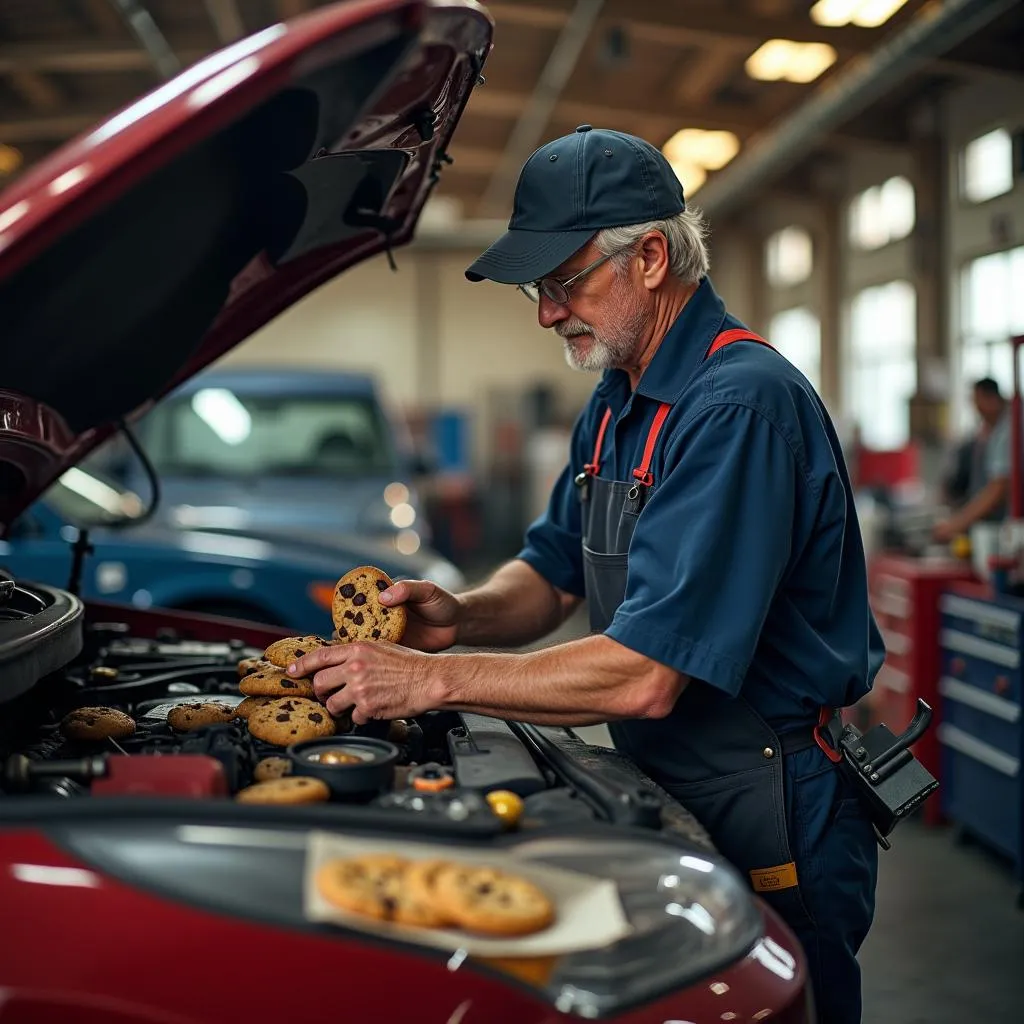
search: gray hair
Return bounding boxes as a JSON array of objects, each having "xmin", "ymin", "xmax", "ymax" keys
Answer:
[{"xmin": 594, "ymin": 207, "xmax": 710, "ymax": 285}]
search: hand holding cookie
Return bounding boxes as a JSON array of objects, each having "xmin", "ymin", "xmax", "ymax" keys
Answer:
[
  {"xmin": 286, "ymin": 641, "xmax": 444, "ymax": 725},
  {"xmin": 375, "ymin": 578, "xmax": 463, "ymax": 653}
]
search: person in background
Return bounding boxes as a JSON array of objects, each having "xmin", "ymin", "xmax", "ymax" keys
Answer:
[{"xmin": 934, "ymin": 377, "xmax": 1010, "ymax": 542}]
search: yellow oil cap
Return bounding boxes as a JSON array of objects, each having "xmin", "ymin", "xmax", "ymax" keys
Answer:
[{"xmin": 486, "ymin": 789, "xmax": 524, "ymax": 828}]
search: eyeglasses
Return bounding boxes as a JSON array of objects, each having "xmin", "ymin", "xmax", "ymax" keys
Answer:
[{"xmin": 518, "ymin": 246, "xmax": 628, "ymax": 305}]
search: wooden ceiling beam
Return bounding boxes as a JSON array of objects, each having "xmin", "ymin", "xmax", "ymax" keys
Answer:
[
  {"xmin": 467, "ymin": 88, "xmax": 768, "ymax": 136},
  {"xmin": 204, "ymin": 0, "xmax": 247, "ymax": 45},
  {"xmin": 0, "ymin": 112, "xmax": 103, "ymax": 143},
  {"xmin": 6, "ymin": 70, "xmax": 63, "ymax": 113},
  {"xmin": 0, "ymin": 42, "xmax": 206, "ymax": 74},
  {"xmin": 275, "ymin": 0, "xmax": 312, "ymax": 19},
  {"xmin": 486, "ymin": 1, "xmax": 877, "ymax": 52},
  {"xmin": 673, "ymin": 48, "xmax": 738, "ymax": 107}
]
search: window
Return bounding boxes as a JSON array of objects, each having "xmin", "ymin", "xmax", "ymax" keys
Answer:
[
  {"xmin": 769, "ymin": 307, "xmax": 822, "ymax": 392},
  {"xmin": 957, "ymin": 245, "xmax": 1024, "ymax": 427},
  {"xmin": 848, "ymin": 176, "xmax": 915, "ymax": 250},
  {"xmin": 765, "ymin": 226, "xmax": 813, "ymax": 287},
  {"xmin": 961, "ymin": 128, "xmax": 1014, "ymax": 204},
  {"xmin": 139, "ymin": 392, "xmax": 398, "ymax": 479},
  {"xmin": 847, "ymin": 281, "xmax": 917, "ymax": 449}
]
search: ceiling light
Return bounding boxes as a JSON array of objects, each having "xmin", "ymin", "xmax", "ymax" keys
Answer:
[
  {"xmin": 0, "ymin": 144, "xmax": 23, "ymax": 175},
  {"xmin": 810, "ymin": 0, "xmax": 909, "ymax": 27},
  {"xmin": 745, "ymin": 39, "xmax": 837, "ymax": 83},
  {"xmin": 669, "ymin": 161, "xmax": 707, "ymax": 196},
  {"xmin": 663, "ymin": 129, "xmax": 740, "ymax": 172}
]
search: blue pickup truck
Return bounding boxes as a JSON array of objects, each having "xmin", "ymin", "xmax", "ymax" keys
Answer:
[{"xmin": 0, "ymin": 368, "xmax": 464, "ymax": 631}]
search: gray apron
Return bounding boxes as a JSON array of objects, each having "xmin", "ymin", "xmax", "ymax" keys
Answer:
[{"xmin": 578, "ymin": 327, "xmax": 826, "ymax": 926}]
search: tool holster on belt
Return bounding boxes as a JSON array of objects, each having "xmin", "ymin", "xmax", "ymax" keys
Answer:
[{"xmin": 813, "ymin": 700, "xmax": 940, "ymax": 850}]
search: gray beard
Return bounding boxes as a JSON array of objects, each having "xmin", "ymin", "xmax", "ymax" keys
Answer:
[{"xmin": 558, "ymin": 306, "xmax": 648, "ymax": 374}]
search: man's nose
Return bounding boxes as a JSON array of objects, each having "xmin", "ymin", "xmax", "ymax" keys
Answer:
[{"xmin": 538, "ymin": 293, "xmax": 568, "ymax": 329}]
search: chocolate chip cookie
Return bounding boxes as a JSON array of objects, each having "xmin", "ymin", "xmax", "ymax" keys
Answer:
[
  {"xmin": 246, "ymin": 697, "xmax": 336, "ymax": 747},
  {"xmin": 234, "ymin": 696, "xmax": 274, "ymax": 719},
  {"xmin": 237, "ymin": 657, "xmax": 274, "ymax": 679},
  {"xmin": 253, "ymin": 755, "xmax": 293, "ymax": 782},
  {"xmin": 60, "ymin": 707, "xmax": 136, "ymax": 743},
  {"xmin": 263, "ymin": 635, "xmax": 329, "ymax": 669},
  {"xmin": 167, "ymin": 701, "xmax": 238, "ymax": 732},
  {"xmin": 331, "ymin": 566, "xmax": 406, "ymax": 645},
  {"xmin": 239, "ymin": 666, "xmax": 315, "ymax": 699},
  {"xmin": 235, "ymin": 776, "xmax": 329, "ymax": 805},
  {"xmin": 315, "ymin": 855, "xmax": 449, "ymax": 927},
  {"xmin": 432, "ymin": 863, "xmax": 554, "ymax": 936}
]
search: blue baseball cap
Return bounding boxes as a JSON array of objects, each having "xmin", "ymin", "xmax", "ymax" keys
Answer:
[{"xmin": 465, "ymin": 125, "xmax": 686, "ymax": 285}]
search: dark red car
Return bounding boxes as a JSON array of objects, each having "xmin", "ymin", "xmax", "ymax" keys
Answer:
[{"xmin": 0, "ymin": 3, "xmax": 812, "ymax": 1021}]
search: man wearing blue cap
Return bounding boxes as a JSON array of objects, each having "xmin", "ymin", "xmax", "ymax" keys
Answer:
[{"xmin": 289, "ymin": 126, "xmax": 884, "ymax": 1022}]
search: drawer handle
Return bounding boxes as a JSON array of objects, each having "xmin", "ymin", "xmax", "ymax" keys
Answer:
[
  {"xmin": 994, "ymin": 675, "xmax": 1010, "ymax": 696},
  {"xmin": 951, "ymin": 657, "xmax": 966, "ymax": 676}
]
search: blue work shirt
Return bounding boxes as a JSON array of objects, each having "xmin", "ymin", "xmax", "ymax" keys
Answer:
[{"xmin": 518, "ymin": 277, "xmax": 885, "ymax": 730}]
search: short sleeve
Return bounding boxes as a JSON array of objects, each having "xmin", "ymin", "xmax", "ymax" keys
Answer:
[
  {"xmin": 515, "ymin": 412, "xmax": 592, "ymax": 597},
  {"xmin": 605, "ymin": 402, "xmax": 799, "ymax": 695},
  {"xmin": 986, "ymin": 417, "xmax": 1010, "ymax": 480}
]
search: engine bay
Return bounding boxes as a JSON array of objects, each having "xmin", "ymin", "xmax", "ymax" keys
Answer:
[{"xmin": 0, "ymin": 575, "xmax": 681, "ymax": 837}]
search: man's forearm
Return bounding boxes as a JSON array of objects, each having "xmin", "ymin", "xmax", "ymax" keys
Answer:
[
  {"xmin": 950, "ymin": 477, "xmax": 1009, "ymax": 532},
  {"xmin": 454, "ymin": 559, "xmax": 581, "ymax": 648},
  {"xmin": 432, "ymin": 634, "xmax": 686, "ymax": 726}
]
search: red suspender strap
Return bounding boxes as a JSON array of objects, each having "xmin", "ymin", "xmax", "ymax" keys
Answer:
[
  {"xmin": 595, "ymin": 328, "xmax": 771, "ymax": 487},
  {"xmin": 706, "ymin": 327, "xmax": 771, "ymax": 357},
  {"xmin": 584, "ymin": 407, "xmax": 613, "ymax": 476},
  {"xmin": 632, "ymin": 402, "xmax": 672, "ymax": 486}
]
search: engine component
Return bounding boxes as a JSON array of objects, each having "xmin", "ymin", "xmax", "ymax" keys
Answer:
[
  {"xmin": 447, "ymin": 714, "xmax": 546, "ymax": 797},
  {"xmin": 408, "ymin": 762, "xmax": 455, "ymax": 792},
  {"xmin": 289, "ymin": 737, "xmax": 399, "ymax": 799}
]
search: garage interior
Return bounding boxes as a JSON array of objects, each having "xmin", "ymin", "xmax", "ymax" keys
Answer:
[{"xmin": 2, "ymin": 1, "xmax": 1024, "ymax": 1020}]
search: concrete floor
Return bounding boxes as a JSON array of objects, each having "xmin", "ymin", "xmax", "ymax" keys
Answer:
[{"xmin": 519, "ymin": 606, "xmax": 1024, "ymax": 1022}]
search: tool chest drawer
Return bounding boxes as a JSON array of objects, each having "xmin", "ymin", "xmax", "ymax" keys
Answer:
[{"xmin": 938, "ymin": 586, "xmax": 1024, "ymax": 893}]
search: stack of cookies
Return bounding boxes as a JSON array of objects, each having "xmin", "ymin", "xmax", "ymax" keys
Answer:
[
  {"xmin": 232, "ymin": 565, "xmax": 407, "ymax": 804},
  {"xmin": 315, "ymin": 854, "xmax": 555, "ymax": 937}
]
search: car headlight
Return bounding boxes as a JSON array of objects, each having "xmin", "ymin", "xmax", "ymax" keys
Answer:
[{"xmin": 472, "ymin": 835, "xmax": 766, "ymax": 1019}]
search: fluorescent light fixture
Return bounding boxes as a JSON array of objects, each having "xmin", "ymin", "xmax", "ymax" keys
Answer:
[
  {"xmin": 669, "ymin": 160, "xmax": 707, "ymax": 195},
  {"xmin": 663, "ymin": 129, "xmax": 740, "ymax": 172},
  {"xmin": 745, "ymin": 39, "xmax": 837, "ymax": 83},
  {"xmin": 810, "ymin": 0, "xmax": 909, "ymax": 27},
  {"xmin": 60, "ymin": 467, "xmax": 133, "ymax": 515},
  {"xmin": 191, "ymin": 387, "xmax": 252, "ymax": 445}
]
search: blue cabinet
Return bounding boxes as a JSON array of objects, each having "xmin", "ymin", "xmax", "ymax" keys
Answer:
[{"xmin": 938, "ymin": 589, "xmax": 1023, "ymax": 896}]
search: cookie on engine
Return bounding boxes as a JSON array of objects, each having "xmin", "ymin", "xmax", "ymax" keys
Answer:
[
  {"xmin": 234, "ymin": 696, "xmax": 274, "ymax": 719},
  {"xmin": 315, "ymin": 855, "xmax": 448, "ymax": 928},
  {"xmin": 331, "ymin": 566, "xmax": 406, "ymax": 645},
  {"xmin": 432, "ymin": 863, "xmax": 554, "ymax": 936},
  {"xmin": 235, "ymin": 776, "xmax": 329, "ymax": 805},
  {"xmin": 239, "ymin": 666, "xmax": 315, "ymax": 699},
  {"xmin": 246, "ymin": 697, "xmax": 336, "ymax": 747},
  {"xmin": 238, "ymin": 657, "xmax": 274, "ymax": 679},
  {"xmin": 167, "ymin": 701, "xmax": 238, "ymax": 732},
  {"xmin": 61, "ymin": 707, "xmax": 136, "ymax": 743},
  {"xmin": 253, "ymin": 755, "xmax": 293, "ymax": 782},
  {"xmin": 263, "ymin": 635, "xmax": 329, "ymax": 669}
]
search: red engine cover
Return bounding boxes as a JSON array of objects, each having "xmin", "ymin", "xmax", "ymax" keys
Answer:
[{"xmin": 91, "ymin": 755, "xmax": 228, "ymax": 798}]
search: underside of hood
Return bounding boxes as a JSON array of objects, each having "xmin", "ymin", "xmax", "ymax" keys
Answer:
[{"xmin": 0, "ymin": 0, "xmax": 492, "ymax": 531}]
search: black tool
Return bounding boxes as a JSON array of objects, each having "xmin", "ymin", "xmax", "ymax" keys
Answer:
[
  {"xmin": 447, "ymin": 714, "xmax": 547, "ymax": 797},
  {"xmin": 824, "ymin": 699, "xmax": 939, "ymax": 850}
]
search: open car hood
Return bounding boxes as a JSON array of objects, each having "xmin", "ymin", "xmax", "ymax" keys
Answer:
[{"xmin": 0, "ymin": 0, "xmax": 492, "ymax": 531}]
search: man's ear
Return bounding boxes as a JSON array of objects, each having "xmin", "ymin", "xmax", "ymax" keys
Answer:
[{"xmin": 639, "ymin": 231, "xmax": 670, "ymax": 291}]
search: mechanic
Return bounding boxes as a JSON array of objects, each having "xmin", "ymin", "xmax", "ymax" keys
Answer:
[
  {"xmin": 934, "ymin": 376, "xmax": 1012, "ymax": 543},
  {"xmin": 289, "ymin": 126, "xmax": 884, "ymax": 1024}
]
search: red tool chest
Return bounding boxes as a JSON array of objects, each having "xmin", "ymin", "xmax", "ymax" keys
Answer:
[{"xmin": 863, "ymin": 553, "xmax": 975, "ymax": 824}]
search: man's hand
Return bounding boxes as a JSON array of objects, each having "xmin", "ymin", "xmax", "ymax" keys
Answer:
[
  {"xmin": 288, "ymin": 643, "xmax": 445, "ymax": 725},
  {"xmin": 379, "ymin": 579, "xmax": 461, "ymax": 652}
]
